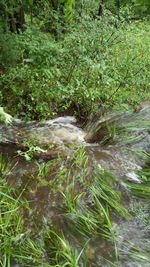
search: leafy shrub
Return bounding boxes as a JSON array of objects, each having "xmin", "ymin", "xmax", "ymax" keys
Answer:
[
  {"xmin": 0, "ymin": 31, "xmax": 22, "ymax": 69},
  {"xmin": 0, "ymin": 14, "xmax": 150, "ymax": 120}
]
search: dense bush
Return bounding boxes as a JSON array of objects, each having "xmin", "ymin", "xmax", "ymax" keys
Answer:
[{"xmin": 0, "ymin": 10, "xmax": 150, "ymax": 120}]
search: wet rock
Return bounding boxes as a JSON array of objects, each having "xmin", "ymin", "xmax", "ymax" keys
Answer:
[{"xmin": 84, "ymin": 113, "xmax": 121, "ymax": 143}]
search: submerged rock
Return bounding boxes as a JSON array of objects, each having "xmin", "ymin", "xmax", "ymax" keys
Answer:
[
  {"xmin": 21, "ymin": 118, "xmax": 85, "ymax": 145},
  {"xmin": 0, "ymin": 116, "xmax": 85, "ymax": 145}
]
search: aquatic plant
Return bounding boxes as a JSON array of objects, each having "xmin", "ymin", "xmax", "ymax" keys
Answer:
[
  {"xmin": 91, "ymin": 166, "xmax": 131, "ymax": 219},
  {"xmin": 36, "ymin": 160, "xmax": 55, "ymax": 178},
  {"xmin": 44, "ymin": 229, "xmax": 88, "ymax": 267},
  {"xmin": 129, "ymin": 245, "xmax": 150, "ymax": 263},
  {"xmin": 126, "ymin": 182, "xmax": 150, "ymax": 199},
  {"xmin": 125, "ymin": 167, "xmax": 150, "ymax": 199},
  {"xmin": 60, "ymin": 161, "xmax": 130, "ymax": 249},
  {"xmin": 119, "ymin": 241, "xmax": 150, "ymax": 266},
  {"xmin": 1, "ymin": 140, "xmax": 149, "ymax": 266},
  {"xmin": 61, "ymin": 183, "xmax": 85, "ymax": 213}
]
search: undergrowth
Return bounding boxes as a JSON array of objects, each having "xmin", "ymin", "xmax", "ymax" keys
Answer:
[{"xmin": 0, "ymin": 14, "xmax": 150, "ymax": 121}]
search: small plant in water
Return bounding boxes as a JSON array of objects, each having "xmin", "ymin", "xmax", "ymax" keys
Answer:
[
  {"xmin": 17, "ymin": 140, "xmax": 47, "ymax": 161},
  {"xmin": 91, "ymin": 165, "xmax": 131, "ymax": 219},
  {"xmin": 36, "ymin": 160, "xmax": 52, "ymax": 178},
  {"xmin": 45, "ymin": 229, "xmax": 88, "ymax": 267}
]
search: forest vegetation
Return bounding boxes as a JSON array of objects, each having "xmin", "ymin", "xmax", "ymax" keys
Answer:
[{"xmin": 0, "ymin": 0, "xmax": 150, "ymax": 121}]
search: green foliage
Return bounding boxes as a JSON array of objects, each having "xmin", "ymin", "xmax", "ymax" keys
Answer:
[
  {"xmin": 45, "ymin": 229, "xmax": 87, "ymax": 267},
  {"xmin": 61, "ymin": 159, "xmax": 130, "ymax": 240},
  {"xmin": 1, "ymin": 143, "xmax": 149, "ymax": 266},
  {"xmin": 0, "ymin": 174, "xmax": 29, "ymax": 266},
  {"xmin": 132, "ymin": 0, "xmax": 150, "ymax": 16},
  {"xmin": 0, "ymin": 107, "xmax": 12, "ymax": 125},
  {"xmin": 125, "ymin": 167, "xmax": 150, "ymax": 199},
  {"xmin": 91, "ymin": 166, "xmax": 131, "ymax": 219},
  {"xmin": 126, "ymin": 182, "xmax": 150, "ymax": 199},
  {"xmin": 0, "ymin": 32, "xmax": 21, "ymax": 70},
  {"xmin": 58, "ymin": 0, "xmax": 75, "ymax": 21},
  {"xmin": 106, "ymin": 0, "xmax": 150, "ymax": 17},
  {"xmin": 17, "ymin": 140, "xmax": 47, "ymax": 160},
  {"xmin": 0, "ymin": 26, "xmax": 62, "ymax": 119},
  {"xmin": 0, "ymin": 1, "xmax": 150, "ymax": 120}
]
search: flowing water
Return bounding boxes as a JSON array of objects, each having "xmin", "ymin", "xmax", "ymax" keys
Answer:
[{"xmin": 0, "ymin": 102, "xmax": 150, "ymax": 266}]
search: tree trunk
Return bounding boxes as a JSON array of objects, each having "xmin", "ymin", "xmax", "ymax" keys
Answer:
[
  {"xmin": 98, "ymin": 0, "xmax": 107, "ymax": 16},
  {"xmin": 9, "ymin": 7, "xmax": 25, "ymax": 33},
  {"xmin": 115, "ymin": 0, "xmax": 120, "ymax": 19},
  {"xmin": 51, "ymin": 0, "xmax": 58, "ymax": 10}
]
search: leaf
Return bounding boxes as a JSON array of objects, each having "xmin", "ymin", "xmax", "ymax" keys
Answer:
[
  {"xmin": 0, "ymin": 191, "xmax": 16, "ymax": 201},
  {"xmin": 27, "ymin": 0, "xmax": 33, "ymax": 5},
  {"xmin": 0, "ymin": 107, "xmax": 13, "ymax": 125}
]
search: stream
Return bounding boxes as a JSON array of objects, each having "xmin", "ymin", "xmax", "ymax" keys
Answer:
[{"xmin": 0, "ymin": 102, "xmax": 150, "ymax": 266}]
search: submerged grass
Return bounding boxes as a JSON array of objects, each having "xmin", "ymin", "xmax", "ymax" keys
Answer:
[
  {"xmin": 91, "ymin": 167, "xmax": 131, "ymax": 219},
  {"xmin": 61, "ymin": 161, "xmax": 130, "ymax": 251},
  {"xmin": 128, "ymin": 246, "xmax": 150, "ymax": 263},
  {"xmin": 126, "ymin": 182, "xmax": 150, "ymax": 199},
  {"xmin": 125, "ymin": 167, "xmax": 150, "ymax": 199},
  {"xmin": 106, "ymin": 107, "xmax": 150, "ymax": 146},
  {"xmin": 0, "ymin": 174, "xmax": 87, "ymax": 266},
  {"xmin": 1, "ymin": 146, "xmax": 149, "ymax": 266},
  {"xmin": 45, "ymin": 229, "xmax": 88, "ymax": 267},
  {"xmin": 119, "ymin": 242, "xmax": 150, "ymax": 266}
]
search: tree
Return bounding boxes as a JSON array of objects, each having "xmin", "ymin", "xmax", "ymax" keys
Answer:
[
  {"xmin": 0, "ymin": 0, "xmax": 33, "ymax": 33},
  {"xmin": 98, "ymin": 0, "xmax": 107, "ymax": 16}
]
